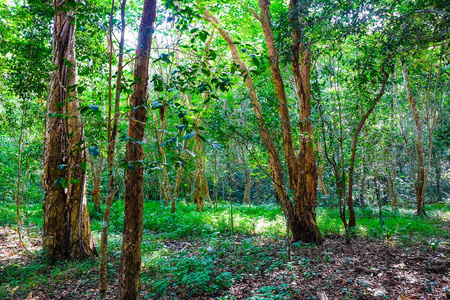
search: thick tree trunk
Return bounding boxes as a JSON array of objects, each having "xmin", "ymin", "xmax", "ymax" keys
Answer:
[
  {"xmin": 118, "ymin": 0, "xmax": 156, "ymax": 298},
  {"xmin": 43, "ymin": 0, "xmax": 95, "ymax": 260},
  {"xmin": 259, "ymin": 0, "xmax": 322, "ymax": 243},
  {"xmin": 203, "ymin": 4, "xmax": 322, "ymax": 244},
  {"xmin": 402, "ymin": 63, "xmax": 426, "ymax": 215}
]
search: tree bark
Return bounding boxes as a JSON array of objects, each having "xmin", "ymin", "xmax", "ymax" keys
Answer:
[
  {"xmin": 118, "ymin": 0, "xmax": 156, "ymax": 298},
  {"xmin": 315, "ymin": 139, "xmax": 328, "ymax": 195},
  {"xmin": 434, "ymin": 149, "xmax": 441, "ymax": 203},
  {"xmin": 402, "ymin": 63, "xmax": 426, "ymax": 215},
  {"xmin": 239, "ymin": 146, "xmax": 252, "ymax": 204},
  {"xmin": 89, "ymin": 153, "xmax": 103, "ymax": 213},
  {"xmin": 100, "ymin": 0, "xmax": 126, "ymax": 298},
  {"xmin": 43, "ymin": 0, "xmax": 95, "ymax": 260},
  {"xmin": 194, "ymin": 130, "xmax": 205, "ymax": 211}
]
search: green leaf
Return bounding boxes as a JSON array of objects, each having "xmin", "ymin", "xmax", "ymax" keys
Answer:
[
  {"xmin": 89, "ymin": 146, "xmax": 100, "ymax": 158},
  {"xmin": 182, "ymin": 131, "xmax": 196, "ymax": 140},
  {"xmin": 61, "ymin": 178, "xmax": 68, "ymax": 189}
]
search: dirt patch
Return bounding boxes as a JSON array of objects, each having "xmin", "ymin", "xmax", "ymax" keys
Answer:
[
  {"xmin": 1, "ymin": 227, "xmax": 449, "ymax": 299},
  {"xmin": 227, "ymin": 237, "xmax": 450, "ymax": 299}
]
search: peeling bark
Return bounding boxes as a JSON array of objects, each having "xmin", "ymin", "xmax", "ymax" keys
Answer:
[{"xmin": 43, "ymin": 0, "xmax": 95, "ymax": 260}]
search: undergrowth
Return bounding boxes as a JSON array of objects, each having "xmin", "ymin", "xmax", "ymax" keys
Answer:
[{"xmin": 0, "ymin": 199, "xmax": 448, "ymax": 298}]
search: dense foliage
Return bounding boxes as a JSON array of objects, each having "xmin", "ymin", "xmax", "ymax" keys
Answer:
[{"xmin": 0, "ymin": 0, "xmax": 449, "ymax": 298}]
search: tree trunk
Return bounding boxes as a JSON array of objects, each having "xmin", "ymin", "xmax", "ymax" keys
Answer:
[
  {"xmin": 43, "ymin": 0, "xmax": 95, "ymax": 260},
  {"xmin": 315, "ymin": 139, "xmax": 328, "ymax": 195},
  {"xmin": 239, "ymin": 146, "xmax": 252, "ymax": 204},
  {"xmin": 100, "ymin": 0, "xmax": 126, "ymax": 298},
  {"xmin": 194, "ymin": 130, "xmax": 205, "ymax": 211},
  {"xmin": 435, "ymin": 149, "xmax": 441, "ymax": 203},
  {"xmin": 16, "ymin": 112, "xmax": 26, "ymax": 247},
  {"xmin": 202, "ymin": 3, "xmax": 322, "ymax": 244},
  {"xmin": 150, "ymin": 105, "xmax": 173, "ymax": 204},
  {"xmin": 118, "ymin": 0, "xmax": 156, "ymax": 298},
  {"xmin": 374, "ymin": 169, "xmax": 382, "ymax": 221},
  {"xmin": 346, "ymin": 71, "xmax": 389, "ymax": 227},
  {"xmin": 203, "ymin": 175, "xmax": 211, "ymax": 203},
  {"xmin": 402, "ymin": 63, "xmax": 426, "ymax": 215},
  {"xmin": 90, "ymin": 153, "xmax": 103, "ymax": 213}
]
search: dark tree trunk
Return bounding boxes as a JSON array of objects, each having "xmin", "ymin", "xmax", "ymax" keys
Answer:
[{"xmin": 118, "ymin": 0, "xmax": 156, "ymax": 299}]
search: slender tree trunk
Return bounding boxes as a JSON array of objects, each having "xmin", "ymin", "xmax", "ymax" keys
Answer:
[
  {"xmin": 150, "ymin": 105, "xmax": 173, "ymax": 204},
  {"xmin": 43, "ymin": 0, "xmax": 95, "ymax": 260},
  {"xmin": 118, "ymin": 0, "xmax": 156, "ymax": 298},
  {"xmin": 347, "ymin": 71, "xmax": 389, "ymax": 227},
  {"xmin": 435, "ymin": 149, "xmax": 441, "ymax": 203},
  {"xmin": 16, "ymin": 115, "xmax": 25, "ymax": 247},
  {"xmin": 359, "ymin": 153, "xmax": 366, "ymax": 208},
  {"xmin": 214, "ymin": 150, "xmax": 218, "ymax": 204},
  {"xmin": 388, "ymin": 87, "xmax": 399, "ymax": 209},
  {"xmin": 239, "ymin": 146, "xmax": 252, "ymax": 204},
  {"xmin": 374, "ymin": 169, "xmax": 382, "ymax": 221},
  {"xmin": 402, "ymin": 63, "xmax": 426, "ymax": 215},
  {"xmin": 194, "ymin": 130, "xmax": 205, "ymax": 211},
  {"xmin": 99, "ymin": 0, "xmax": 126, "ymax": 298},
  {"xmin": 315, "ymin": 139, "xmax": 328, "ymax": 195},
  {"xmin": 90, "ymin": 153, "xmax": 104, "ymax": 213}
]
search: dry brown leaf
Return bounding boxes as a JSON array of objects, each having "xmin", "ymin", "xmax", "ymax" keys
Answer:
[{"xmin": 397, "ymin": 296, "xmax": 419, "ymax": 300}]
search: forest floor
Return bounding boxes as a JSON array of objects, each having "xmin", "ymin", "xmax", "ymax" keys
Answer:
[{"xmin": 0, "ymin": 202, "xmax": 449, "ymax": 299}]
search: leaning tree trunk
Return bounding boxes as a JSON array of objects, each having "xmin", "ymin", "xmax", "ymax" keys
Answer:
[
  {"xmin": 118, "ymin": 0, "xmax": 156, "ymax": 299},
  {"xmin": 346, "ymin": 71, "xmax": 389, "ymax": 228},
  {"xmin": 402, "ymin": 63, "xmax": 426, "ymax": 215},
  {"xmin": 43, "ymin": 0, "xmax": 95, "ymax": 260}
]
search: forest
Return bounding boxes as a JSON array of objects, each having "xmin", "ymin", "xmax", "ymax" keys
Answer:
[{"xmin": 0, "ymin": 0, "xmax": 449, "ymax": 299}]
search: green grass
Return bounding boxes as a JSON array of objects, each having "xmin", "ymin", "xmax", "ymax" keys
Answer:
[
  {"xmin": 1, "ymin": 199, "xmax": 448, "ymax": 247},
  {"xmin": 0, "ymin": 198, "xmax": 449, "ymax": 298}
]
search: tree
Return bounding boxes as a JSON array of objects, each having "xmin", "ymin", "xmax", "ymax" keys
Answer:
[
  {"xmin": 99, "ymin": 0, "xmax": 127, "ymax": 298},
  {"xmin": 42, "ymin": 0, "xmax": 95, "ymax": 260},
  {"xmin": 118, "ymin": 0, "xmax": 156, "ymax": 298},
  {"xmin": 200, "ymin": 0, "xmax": 323, "ymax": 244}
]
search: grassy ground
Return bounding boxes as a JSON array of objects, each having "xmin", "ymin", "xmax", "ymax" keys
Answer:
[{"xmin": 0, "ymin": 199, "xmax": 449, "ymax": 299}]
